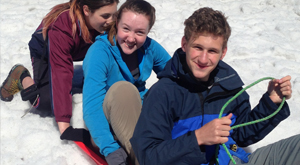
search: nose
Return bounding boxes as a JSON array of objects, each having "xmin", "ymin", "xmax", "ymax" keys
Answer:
[
  {"xmin": 106, "ymin": 15, "xmax": 114, "ymax": 24},
  {"xmin": 198, "ymin": 51, "xmax": 209, "ymax": 65},
  {"xmin": 126, "ymin": 32, "xmax": 135, "ymax": 43}
]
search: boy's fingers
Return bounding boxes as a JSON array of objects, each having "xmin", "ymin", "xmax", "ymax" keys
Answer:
[
  {"xmin": 269, "ymin": 79, "xmax": 279, "ymax": 87},
  {"xmin": 220, "ymin": 113, "xmax": 233, "ymax": 125},
  {"xmin": 226, "ymin": 113, "xmax": 233, "ymax": 119},
  {"xmin": 281, "ymin": 88, "xmax": 292, "ymax": 97},
  {"xmin": 280, "ymin": 81, "xmax": 291, "ymax": 89},
  {"xmin": 280, "ymin": 86, "xmax": 291, "ymax": 92},
  {"xmin": 279, "ymin": 75, "xmax": 291, "ymax": 83},
  {"xmin": 219, "ymin": 137, "xmax": 229, "ymax": 144}
]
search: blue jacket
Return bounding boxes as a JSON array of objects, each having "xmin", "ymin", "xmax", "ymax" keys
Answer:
[
  {"xmin": 131, "ymin": 48, "xmax": 290, "ymax": 165},
  {"xmin": 82, "ymin": 34, "xmax": 171, "ymax": 157}
]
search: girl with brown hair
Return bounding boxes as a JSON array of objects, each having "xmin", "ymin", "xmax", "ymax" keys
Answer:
[
  {"xmin": 83, "ymin": 0, "xmax": 171, "ymax": 164},
  {"xmin": 0, "ymin": 0, "xmax": 119, "ymax": 145}
]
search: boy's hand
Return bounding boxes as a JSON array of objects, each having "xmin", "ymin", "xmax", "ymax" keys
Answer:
[
  {"xmin": 268, "ymin": 75, "xmax": 292, "ymax": 104},
  {"xmin": 195, "ymin": 113, "xmax": 232, "ymax": 146}
]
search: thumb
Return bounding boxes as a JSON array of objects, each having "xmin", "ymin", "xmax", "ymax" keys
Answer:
[{"xmin": 225, "ymin": 113, "xmax": 233, "ymax": 119}]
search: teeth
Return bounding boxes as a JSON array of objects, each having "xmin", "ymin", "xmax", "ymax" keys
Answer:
[
  {"xmin": 127, "ymin": 43, "xmax": 134, "ymax": 47},
  {"xmin": 125, "ymin": 41, "xmax": 135, "ymax": 47}
]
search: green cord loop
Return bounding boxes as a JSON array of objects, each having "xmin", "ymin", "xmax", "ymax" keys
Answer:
[{"xmin": 216, "ymin": 77, "xmax": 286, "ymax": 165}]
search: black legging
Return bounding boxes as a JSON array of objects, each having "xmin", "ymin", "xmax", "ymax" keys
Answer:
[{"xmin": 29, "ymin": 56, "xmax": 52, "ymax": 116}]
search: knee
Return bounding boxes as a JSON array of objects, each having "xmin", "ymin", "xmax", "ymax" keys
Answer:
[
  {"xmin": 111, "ymin": 81, "xmax": 138, "ymax": 91},
  {"xmin": 109, "ymin": 81, "xmax": 140, "ymax": 99},
  {"xmin": 104, "ymin": 81, "xmax": 142, "ymax": 115}
]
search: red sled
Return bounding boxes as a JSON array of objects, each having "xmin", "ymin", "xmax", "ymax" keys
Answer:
[{"xmin": 74, "ymin": 141, "xmax": 108, "ymax": 165}]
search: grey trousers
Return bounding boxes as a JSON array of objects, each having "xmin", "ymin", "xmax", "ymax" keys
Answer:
[
  {"xmin": 229, "ymin": 134, "xmax": 300, "ymax": 165},
  {"xmin": 103, "ymin": 81, "xmax": 142, "ymax": 165}
]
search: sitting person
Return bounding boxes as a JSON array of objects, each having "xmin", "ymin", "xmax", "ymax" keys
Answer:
[
  {"xmin": 82, "ymin": 0, "xmax": 171, "ymax": 164},
  {"xmin": 0, "ymin": 0, "xmax": 118, "ymax": 145},
  {"xmin": 131, "ymin": 7, "xmax": 297, "ymax": 165}
]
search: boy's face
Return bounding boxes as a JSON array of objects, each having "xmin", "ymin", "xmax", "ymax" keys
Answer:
[{"xmin": 181, "ymin": 33, "xmax": 227, "ymax": 82}]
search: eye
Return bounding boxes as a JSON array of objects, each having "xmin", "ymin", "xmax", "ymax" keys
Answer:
[
  {"xmin": 136, "ymin": 31, "xmax": 145, "ymax": 36},
  {"xmin": 208, "ymin": 49, "xmax": 218, "ymax": 54},
  {"xmin": 101, "ymin": 14, "xmax": 111, "ymax": 19},
  {"xmin": 194, "ymin": 46, "xmax": 203, "ymax": 51},
  {"xmin": 120, "ymin": 26, "xmax": 130, "ymax": 33}
]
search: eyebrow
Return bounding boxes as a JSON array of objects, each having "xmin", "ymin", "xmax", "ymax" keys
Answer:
[
  {"xmin": 101, "ymin": 13, "xmax": 112, "ymax": 16},
  {"xmin": 121, "ymin": 23, "xmax": 148, "ymax": 31},
  {"xmin": 193, "ymin": 43, "xmax": 220, "ymax": 52}
]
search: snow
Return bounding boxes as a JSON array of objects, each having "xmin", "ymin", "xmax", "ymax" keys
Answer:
[{"xmin": 1, "ymin": 0, "xmax": 300, "ymax": 164}]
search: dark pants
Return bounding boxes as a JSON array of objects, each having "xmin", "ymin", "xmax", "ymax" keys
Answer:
[
  {"xmin": 28, "ymin": 57, "xmax": 83, "ymax": 116},
  {"xmin": 29, "ymin": 57, "xmax": 51, "ymax": 115}
]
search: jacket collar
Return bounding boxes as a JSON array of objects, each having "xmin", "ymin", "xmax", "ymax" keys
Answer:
[{"xmin": 157, "ymin": 48, "xmax": 244, "ymax": 91}]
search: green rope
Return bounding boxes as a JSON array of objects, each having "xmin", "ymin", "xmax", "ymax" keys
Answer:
[{"xmin": 216, "ymin": 77, "xmax": 286, "ymax": 164}]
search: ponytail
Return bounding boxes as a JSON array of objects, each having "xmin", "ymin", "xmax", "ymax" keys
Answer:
[
  {"xmin": 69, "ymin": 0, "xmax": 92, "ymax": 43},
  {"xmin": 42, "ymin": 2, "xmax": 70, "ymax": 40}
]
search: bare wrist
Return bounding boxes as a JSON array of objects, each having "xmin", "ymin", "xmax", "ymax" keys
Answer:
[{"xmin": 57, "ymin": 122, "xmax": 70, "ymax": 134}]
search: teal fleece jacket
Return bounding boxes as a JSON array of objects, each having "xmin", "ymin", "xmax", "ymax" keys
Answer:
[{"xmin": 82, "ymin": 34, "xmax": 171, "ymax": 157}]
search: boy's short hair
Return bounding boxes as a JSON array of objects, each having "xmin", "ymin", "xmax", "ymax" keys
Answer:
[{"xmin": 184, "ymin": 7, "xmax": 231, "ymax": 49}]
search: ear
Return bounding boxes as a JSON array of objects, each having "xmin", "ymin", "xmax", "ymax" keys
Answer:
[
  {"xmin": 181, "ymin": 36, "xmax": 187, "ymax": 52},
  {"xmin": 220, "ymin": 47, "xmax": 227, "ymax": 60},
  {"xmin": 83, "ymin": 5, "xmax": 90, "ymax": 16}
]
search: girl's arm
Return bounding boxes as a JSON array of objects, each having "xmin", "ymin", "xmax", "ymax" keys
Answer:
[{"xmin": 83, "ymin": 42, "xmax": 120, "ymax": 157}]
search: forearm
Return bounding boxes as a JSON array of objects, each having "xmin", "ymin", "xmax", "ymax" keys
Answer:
[
  {"xmin": 232, "ymin": 93, "xmax": 290, "ymax": 146},
  {"xmin": 48, "ymin": 33, "xmax": 74, "ymax": 123}
]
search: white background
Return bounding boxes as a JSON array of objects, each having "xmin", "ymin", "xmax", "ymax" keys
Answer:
[{"xmin": 1, "ymin": 0, "xmax": 300, "ymax": 164}]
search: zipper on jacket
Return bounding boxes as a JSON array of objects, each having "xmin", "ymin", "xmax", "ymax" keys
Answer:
[{"xmin": 197, "ymin": 92, "xmax": 205, "ymax": 127}]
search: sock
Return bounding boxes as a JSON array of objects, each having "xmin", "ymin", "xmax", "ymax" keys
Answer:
[{"xmin": 20, "ymin": 71, "xmax": 31, "ymax": 83}]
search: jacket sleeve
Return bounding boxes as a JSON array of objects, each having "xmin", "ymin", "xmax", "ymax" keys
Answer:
[
  {"xmin": 131, "ymin": 84, "xmax": 207, "ymax": 165},
  {"xmin": 231, "ymin": 92, "xmax": 290, "ymax": 147},
  {"xmin": 150, "ymin": 39, "xmax": 171, "ymax": 73},
  {"xmin": 82, "ymin": 41, "xmax": 120, "ymax": 157},
  {"xmin": 47, "ymin": 15, "xmax": 75, "ymax": 123}
]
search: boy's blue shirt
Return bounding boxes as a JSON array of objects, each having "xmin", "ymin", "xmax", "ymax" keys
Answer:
[
  {"xmin": 131, "ymin": 48, "xmax": 290, "ymax": 165},
  {"xmin": 82, "ymin": 34, "xmax": 171, "ymax": 157}
]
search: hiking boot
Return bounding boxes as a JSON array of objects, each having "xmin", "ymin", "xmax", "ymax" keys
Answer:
[{"xmin": 0, "ymin": 64, "xmax": 30, "ymax": 102}]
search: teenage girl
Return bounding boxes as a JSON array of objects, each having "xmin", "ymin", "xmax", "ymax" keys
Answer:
[
  {"xmin": 0, "ymin": 0, "xmax": 119, "ymax": 145},
  {"xmin": 83, "ymin": 0, "xmax": 171, "ymax": 164}
]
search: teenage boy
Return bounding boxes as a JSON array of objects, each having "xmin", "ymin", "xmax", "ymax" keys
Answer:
[{"xmin": 130, "ymin": 7, "xmax": 298, "ymax": 165}]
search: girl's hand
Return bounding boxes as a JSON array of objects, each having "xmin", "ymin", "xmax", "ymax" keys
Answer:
[{"xmin": 268, "ymin": 75, "xmax": 292, "ymax": 104}]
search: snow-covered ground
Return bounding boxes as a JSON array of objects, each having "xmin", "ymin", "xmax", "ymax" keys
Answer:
[{"xmin": 1, "ymin": 0, "xmax": 300, "ymax": 164}]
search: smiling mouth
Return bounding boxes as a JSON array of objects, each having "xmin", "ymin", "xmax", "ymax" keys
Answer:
[
  {"xmin": 196, "ymin": 63, "xmax": 208, "ymax": 69},
  {"xmin": 125, "ymin": 42, "xmax": 135, "ymax": 48}
]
